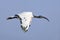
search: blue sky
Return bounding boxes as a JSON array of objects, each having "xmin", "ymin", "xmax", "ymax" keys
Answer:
[{"xmin": 0, "ymin": 0, "xmax": 60, "ymax": 40}]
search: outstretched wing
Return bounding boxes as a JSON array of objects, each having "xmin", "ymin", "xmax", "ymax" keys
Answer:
[
  {"xmin": 7, "ymin": 16, "xmax": 18, "ymax": 20},
  {"xmin": 34, "ymin": 15, "xmax": 49, "ymax": 21}
]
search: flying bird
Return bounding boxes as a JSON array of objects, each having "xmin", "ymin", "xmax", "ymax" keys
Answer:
[{"xmin": 7, "ymin": 12, "xmax": 49, "ymax": 32}]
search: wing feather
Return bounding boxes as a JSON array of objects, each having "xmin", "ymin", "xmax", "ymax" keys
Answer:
[{"xmin": 34, "ymin": 15, "xmax": 49, "ymax": 21}]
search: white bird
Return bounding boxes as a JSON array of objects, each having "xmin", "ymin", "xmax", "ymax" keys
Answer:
[{"xmin": 7, "ymin": 12, "xmax": 49, "ymax": 32}]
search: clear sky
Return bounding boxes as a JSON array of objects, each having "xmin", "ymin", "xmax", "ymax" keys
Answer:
[{"xmin": 0, "ymin": 0, "xmax": 60, "ymax": 40}]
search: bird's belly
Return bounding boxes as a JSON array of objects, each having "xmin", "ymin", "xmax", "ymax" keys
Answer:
[
  {"xmin": 21, "ymin": 17, "xmax": 32, "ymax": 31},
  {"xmin": 21, "ymin": 18, "xmax": 31, "ymax": 27}
]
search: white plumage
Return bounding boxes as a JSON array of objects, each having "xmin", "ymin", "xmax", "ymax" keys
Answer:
[
  {"xmin": 17, "ymin": 12, "xmax": 33, "ymax": 31},
  {"xmin": 7, "ymin": 12, "xmax": 49, "ymax": 32}
]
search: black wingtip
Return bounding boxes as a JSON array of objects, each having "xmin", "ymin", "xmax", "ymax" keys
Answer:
[
  {"xmin": 6, "ymin": 17, "xmax": 10, "ymax": 20},
  {"xmin": 43, "ymin": 17, "xmax": 49, "ymax": 22},
  {"xmin": 39, "ymin": 16, "xmax": 49, "ymax": 22},
  {"xmin": 34, "ymin": 15, "xmax": 49, "ymax": 22},
  {"xmin": 7, "ymin": 17, "xmax": 12, "ymax": 20}
]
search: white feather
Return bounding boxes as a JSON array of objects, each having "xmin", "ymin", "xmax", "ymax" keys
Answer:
[{"xmin": 17, "ymin": 12, "xmax": 33, "ymax": 31}]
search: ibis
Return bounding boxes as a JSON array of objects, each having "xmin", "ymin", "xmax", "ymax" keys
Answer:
[{"xmin": 7, "ymin": 12, "xmax": 49, "ymax": 32}]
